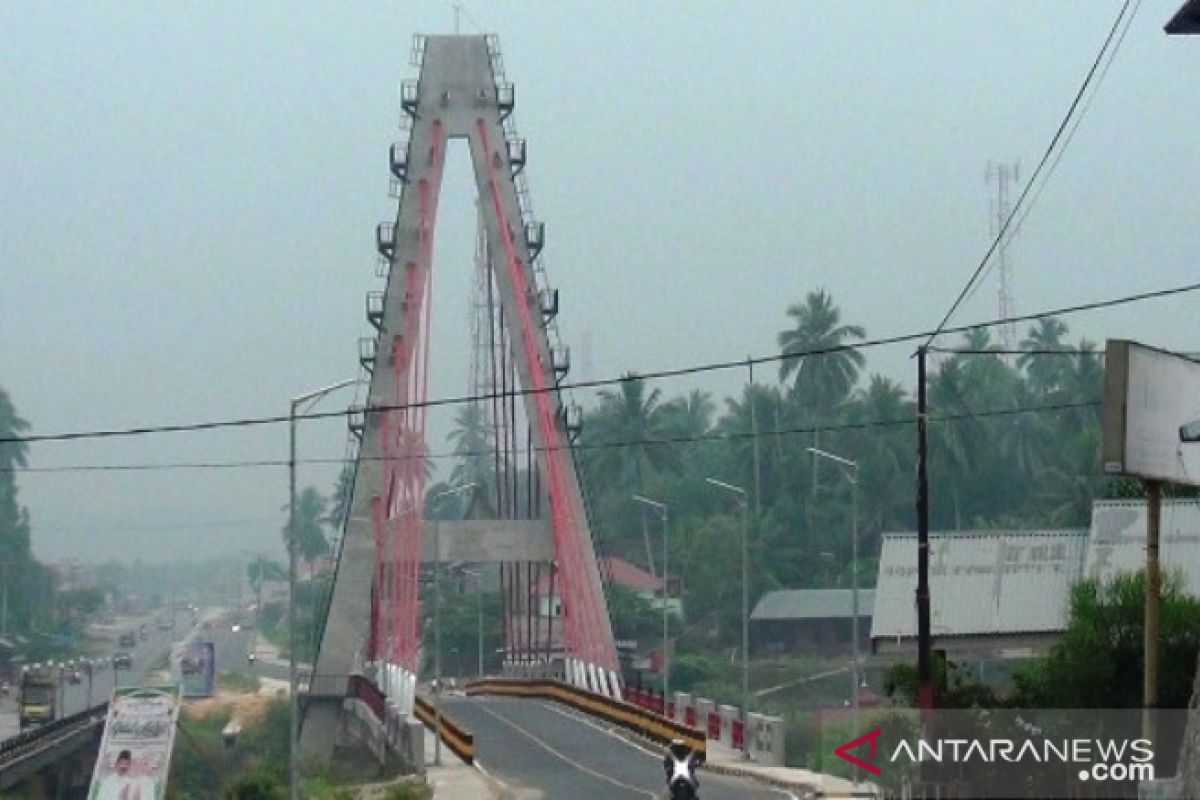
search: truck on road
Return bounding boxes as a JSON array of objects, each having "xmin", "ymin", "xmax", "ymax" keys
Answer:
[{"xmin": 18, "ymin": 666, "xmax": 56, "ymax": 729}]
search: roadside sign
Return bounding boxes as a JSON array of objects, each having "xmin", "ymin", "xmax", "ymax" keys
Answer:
[
  {"xmin": 88, "ymin": 686, "xmax": 180, "ymax": 800},
  {"xmin": 177, "ymin": 641, "xmax": 215, "ymax": 698}
]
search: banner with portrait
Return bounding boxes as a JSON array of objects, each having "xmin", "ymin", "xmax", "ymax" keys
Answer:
[{"xmin": 88, "ymin": 686, "xmax": 180, "ymax": 800}]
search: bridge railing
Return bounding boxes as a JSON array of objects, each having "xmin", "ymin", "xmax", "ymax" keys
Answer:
[
  {"xmin": 412, "ymin": 695, "xmax": 475, "ymax": 764},
  {"xmin": 343, "ymin": 674, "xmax": 475, "ymax": 765},
  {"xmin": 0, "ymin": 703, "xmax": 108, "ymax": 762}
]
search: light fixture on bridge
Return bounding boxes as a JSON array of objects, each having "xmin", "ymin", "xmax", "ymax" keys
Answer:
[{"xmin": 506, "ymin": 137, "xmax": 527, "ymax": 176}]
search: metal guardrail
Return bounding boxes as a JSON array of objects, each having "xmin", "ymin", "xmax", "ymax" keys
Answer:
[
  {"xmin": 0, "ymin": 703, "xmax": 109, "ymax": 786},
  {"xmin": 466, "ymin": 678, "xmax": 706, "ymax": 758},
  {"xmin": 413, "ymin": 694, "xmax": 475, "ymax": 764}
]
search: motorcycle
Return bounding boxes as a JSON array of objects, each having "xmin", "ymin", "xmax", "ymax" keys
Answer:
[
  {"xmin": 668, "ymin": 780, "xmax": 698, "ymax": 800},
  {"xmin": 664, "ymin": 740, "xmax": 700, "ymax": 800}
]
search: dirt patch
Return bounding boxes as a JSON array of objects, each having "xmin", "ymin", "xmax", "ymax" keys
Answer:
[{"xmin": 184, "ymin": 690, "xmax": 275, "ymax": 725}]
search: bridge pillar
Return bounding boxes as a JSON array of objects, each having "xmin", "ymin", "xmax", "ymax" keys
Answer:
[{"xmin": 303, "ymin": 32, "xmax": 619, "ymax": 762}]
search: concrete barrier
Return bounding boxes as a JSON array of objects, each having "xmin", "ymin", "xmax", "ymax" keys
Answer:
[
  {"xmin": 719, "ymin": 704, "xmax": 740, "ymax": 747},
  {"xmin": 695, "ymin": 697, "xmax": 715, "ymax": 728},
  {"xmin": 746, "ymin": 712, "xmax": 786, "ymax": 767},
  {"xmin": 673, "ymin": 692, "xmax": 692, "ymax": 724}
]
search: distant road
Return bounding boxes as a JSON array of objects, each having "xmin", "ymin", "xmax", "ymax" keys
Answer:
[
  {"xmin": 443, "ymin": 696, "xmax": 792, "ymax": 800},
  {"xmin": 0, "ymin": 606, "xmax": 258, "ymax": 741}
]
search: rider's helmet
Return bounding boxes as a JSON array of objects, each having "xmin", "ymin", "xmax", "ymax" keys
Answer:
[{"xmin": 668, "ymin": 738, "xmax": 692, "ymax": 760}]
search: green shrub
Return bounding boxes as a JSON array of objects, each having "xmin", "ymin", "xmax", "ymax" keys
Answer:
[{"xmin": 223, "ymin": 768, "xmax": 284, "ymax": 800}]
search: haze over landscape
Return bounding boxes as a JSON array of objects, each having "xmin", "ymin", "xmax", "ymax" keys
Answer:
[{"xmin": 2, "ymin": 0, "xmax": 1198, "ymax": 563}]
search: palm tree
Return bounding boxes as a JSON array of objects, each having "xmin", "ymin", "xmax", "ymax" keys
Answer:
[
  {"xmin": 0, "ymin": 389, "xmax": 29, "ymax": 474},
  {"xmin": 586, "ymin": 374, "xmax": 680, "ymax": 574},
  {"xmin": 927, "ymin": 359, "xmax": 978, "ymax": 528},
  {"xmin": 324, "ymin": 464, "xmax": 355, "ymax": 534},
  {"xmin": 661, "ymin": 389, "xmax": 716, "ymax": 439},
  {"xmin": 283, "ymin": 487, "xmax": 330, "ymax": 573},
  {"xmin": 0, "ymin": 389, "xmax": 31, "ymax": 574},
  {"xmin": 846, "ymin": 375, "xmax": 914, "ymax": 542},
  {"xmin": 1059, "ymin": 339, "xmax": 1104, "ymax": 433},
  {"xmin": 587, "ymin": 374, "xmax": 681, "ymax": 490},
  {"xmin": 716, "ymin": 383, "xmax": 788, "ymax": 512},
  {"xmin": 778, "ymin": 290, "xmax": 866, "ymax": 420},
  {"xmin": 447, "ymin": 402, "xmax": 496, "ymax": 517},
  {"xmin": 1018, "ymin": 317, "xmax": 1070, "ymax": 398}
]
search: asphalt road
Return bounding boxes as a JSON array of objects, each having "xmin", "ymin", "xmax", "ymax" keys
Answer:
[
  {"xmin": 58, "ymin": 608, "xmax": 194, "ymax": 717},
  {"xmin": 0, "ymin": 607, "xmax": 259, "ymax": 740},
  {"xmin": 443, "ymin": 696, "xmax": 794, "ymax": 800}
]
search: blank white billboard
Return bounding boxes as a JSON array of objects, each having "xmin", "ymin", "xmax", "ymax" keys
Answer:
[{"xmin": 1103, "ymin": 339, "xmax": 1200, "ymax": 487}]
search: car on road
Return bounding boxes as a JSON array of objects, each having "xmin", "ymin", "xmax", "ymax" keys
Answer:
[
  {"xmin": 112, "ymin": 651, "xmax": 133, "ymax": 670},
  {"xmin": 118, "ymin": 632, "xmax": 136, "ymax": 648}
]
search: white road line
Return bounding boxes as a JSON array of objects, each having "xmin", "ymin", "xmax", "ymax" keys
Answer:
[
  {"xmin": 533, "ymin": 699, "xmax": 799, "ymax": 799},
  {"xmin": 471, "ymin": 699, "xmax": 658, "ymax": 799}
]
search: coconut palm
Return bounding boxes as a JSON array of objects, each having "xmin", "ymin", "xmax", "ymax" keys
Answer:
[
  {"xmin": 716, "ymin": 383, "xmax": 789, "ymax": 511},
  {"xmin": 1018, "ymin": 317, "xmax": 1071, "ymax": 398},
  {"xmin": 282, "ymin": 487, "xmax": 330, "ymax": 571},
  {"xmin": 0, "ymin": 389, "xmax": 31, "ymax": 568},
  {"xmin": 661, "ymin": 389, "xmax": 716, "ymax": 440},
  {"xmin": 846, "ymin": 375, "xmax": 915, "ymax": 540},
  {"xmin": 778, "ymin": 290, "xmax": 866, "ymax": 420},
  {"xmin": 324, "ymin": 464, "xmax": 355, "ymax": 533},
  {"xmin": 587, "ymin": 374, "xmax": 681, "ymax": 491},
  {"xmin": 447, "ymin": 402, "xmax": 497, "ymax": 517},
  {"xmin": 0, "ymin": 389, "xmax": 28, "ymax": 474}
]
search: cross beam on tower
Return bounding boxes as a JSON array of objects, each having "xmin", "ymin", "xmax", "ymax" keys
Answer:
[{"xmin": 301, "ymin": 34, "xmax": 620, "ymax": 760}]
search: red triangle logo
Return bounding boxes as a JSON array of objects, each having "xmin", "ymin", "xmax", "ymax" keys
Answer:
[{"xmin": 834, "ymin": 728, "xmax": 882, "ymax": 775}]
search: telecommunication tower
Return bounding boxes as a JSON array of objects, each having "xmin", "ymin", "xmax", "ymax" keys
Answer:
[{"xmin": 986, "ymin": 161, "xmax": 1020, "ymax": 349}]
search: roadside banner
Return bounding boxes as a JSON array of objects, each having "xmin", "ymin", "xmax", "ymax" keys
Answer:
[
  {"xmin": 88, "ymin": 685, "xmax": 180, "ymax": 800},
  {"xmin": 177, "ymin": 641, "xmax": 215, "ymax": 698}
]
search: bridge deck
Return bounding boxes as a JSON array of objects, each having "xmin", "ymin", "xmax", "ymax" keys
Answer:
[{"xmin": 442, "ymin": 695, "xmax": 789, "ymax": 799}]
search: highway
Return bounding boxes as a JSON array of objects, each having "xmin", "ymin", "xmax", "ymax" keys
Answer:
[
  {"xmin": 443, "ymin": 696, "xmax": 794, "ymax": 800},
  {"xmin": 0, "ymin": 607, "xmax": 257, "ymax": 740}
]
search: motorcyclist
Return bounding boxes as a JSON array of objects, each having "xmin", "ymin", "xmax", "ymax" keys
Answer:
[{"xmin": 663, "ymin": 738, "xmax": 701, "ymax": 798}]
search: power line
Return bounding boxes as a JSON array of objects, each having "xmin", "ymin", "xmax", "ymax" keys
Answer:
[
  {"xmin": 6, "ymin": 398, "xmax": 1102, "ymax": 475},
  {"xmin": 34, "ymin": 517, "xmax": 278, "ymax": 533},
  {"xmin": 928, "ymin": 347, "xmax": 1103, "ymax": 356},
  {"xmin": 1007, "ymin": 0, "xmax": 1143, "ymax": 243},
  {"xmin": 4, "ymin": 277, "xmax": 1195, "ymax": 448},
  {"xmin": 927, "ymin": 0, "xmax": 1136, "ymax": 344}
]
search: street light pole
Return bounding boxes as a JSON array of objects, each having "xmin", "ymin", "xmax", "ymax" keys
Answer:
[
  {"xmin": 633, "ymin": 495, "xmax": 670, "ymax": 701},
  {"xmin": 476, "ymin": 572, "xmax": 484, "ymax": 678},
  {"xmin": 705, "ymin": 477, "xmax": 751, "ymax": 759},
  {"xmin": 288, "ymin": 378, "xmax": 357, "ymax": 800},
  {"xmin": 808, "ymin": 447, "xmax": 860, "ymax": 746}
]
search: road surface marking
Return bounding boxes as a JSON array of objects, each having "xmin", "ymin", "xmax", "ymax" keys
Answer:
[
  {"xmin": 471, "ymin": 699, "xmax": 658, "ymax": 799},
  {"xmin": 533, "ymin": 699, "xmax": 799, "ymax": 799}
]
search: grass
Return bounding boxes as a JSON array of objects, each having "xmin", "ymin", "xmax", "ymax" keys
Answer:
[{"xmin": 217, "ymin": 671, "xmax": 261, "ymax": 694}]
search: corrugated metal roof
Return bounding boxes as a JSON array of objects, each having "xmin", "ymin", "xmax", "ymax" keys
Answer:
[
  {"xmin": 751, "ymin": 589, "xmax": 875, "ymax": 621},
  {"xmin": 1085, "ymin": 499, "xmax": 1200, "ymax": 592},
  {"xmin": 870, "ymin": 529, "xmax": 1088, "ymax": 640}
]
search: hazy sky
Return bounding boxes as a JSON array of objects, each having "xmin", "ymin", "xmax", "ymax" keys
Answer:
[{"xmin": 2, "ymin": 2, "xmax": 1198, "ymax": 564}]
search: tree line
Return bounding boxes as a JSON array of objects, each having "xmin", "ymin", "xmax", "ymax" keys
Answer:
[
  {"xmin": 441, "ymin": 290, "xmax": 1115, "ymax": 653},
  {"xmin": 0, "ymin": 388, "xmax": 62, "ymax": 636}
]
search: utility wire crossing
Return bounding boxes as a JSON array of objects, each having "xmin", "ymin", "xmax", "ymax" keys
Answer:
[{"xmin": 3, "ymin": 278, "xmax": 1194, "ymax": 448}]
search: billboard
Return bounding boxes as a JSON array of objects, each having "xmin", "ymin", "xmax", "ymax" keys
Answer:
[
  {"xmin": 177, "ymin": 641, "xmax": 215, "ymax": 698},
  {"xmin": 88, "ymin": 686, "xmax": 181, "ymax": 800},
  {"xmin": 1103, "ymin": 339, "xmax": 1200, "ymax": 486}
]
